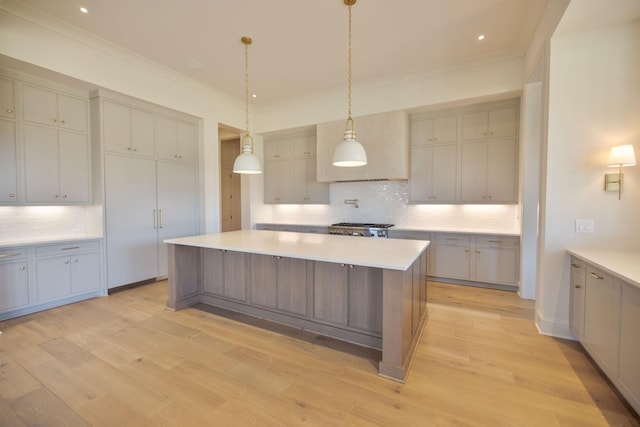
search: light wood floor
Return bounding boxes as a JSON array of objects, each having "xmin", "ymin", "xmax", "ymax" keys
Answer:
[{"xmin": 0, "ymin": 281, "xmax": 638, "ymax": 426}]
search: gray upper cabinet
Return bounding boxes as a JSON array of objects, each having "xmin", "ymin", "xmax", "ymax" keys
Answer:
[
  {"xmin": 264, "ymin": 130, "xmax": 329, "ymax": 204},
  {"xmin": 156, "ymin": 115, "xmax": 196, "ymax": 164},
  {"xmin": 23, "ymin": 84, "xmax": 88, "ymax": 133},
  {"xmin": 103, "ymin": 100, "xmax": 155, "ymax": 157},
  {"xmin": 0, "ymin": 77, "xmax": 16, "ymax": 119},
  {"xmin": 409, "ymin": 100, "xmax": 519, "ymax": 204}
]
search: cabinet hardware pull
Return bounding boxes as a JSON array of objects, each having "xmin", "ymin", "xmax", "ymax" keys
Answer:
[
  {"xmin": 54, "ymin": 194, "xmax": 59, "ymax": 199},
  {"xmin": 571, "ymin": 263, "xmax": 581, "ymax": 268},
  {"xmin": 59, "ymin": 120, "xmax": 65, "ymax": 124},
  {"xmin": 64, "ymin": 260, "xmax": 70, "ymax": 264},
  {"xmin": 464, "ymin": 249, "xmax": 470, "ymax": 253},
  {"xmin": 9, "ymin": 193, "xmax": 15, "ymax": 197},
  {"xmin": 153, "ymin": 209, "xmax": 157, "ymax": 229},
  {"xmin": 574, "ymin": 284, "xmax": 581, "ymax": 288},
  {"xmin": 340, "ymin": 263, "xmax": 345, "ymax": 267},
  {"xmin": 73, "ymin": 259, "xmax": 79, "ymax": 263},
  {"xmin": 445, "ymin": 238, "xmax": 458, "ymax": 241},
  {"xmin": 487, "ymin": 240, "xmax": 503, "ymax": 243},
  {"xmin": 159, "ymin": 209, "xmax": 164, "ymax": 229},
  {"xmin": 590, "ymin": 272, "xmax": 604, "ymax": 280},
  {"xmin": 133, "ymin": 148, "xmax": 138, "ymax": 152},
  {"xmin": 349, "ymin": 264, "xmax": 354, "ymax": 268},
  {"xmin": 6, "ymin": 109, "xmax": 13, "ymax": 113},
  {"xmin": 51, "ymin": 118, "xmax": 57, "ymax": 123},
  {"xmin": 475, "ymin": 250, "xmax": 481, "ymax": 254},
  {"xmin": 63, "ymin": 195, "xmax": 68, "ymax": 199},
  {"xmin": 61, "ymin": 246, "xmax": 80, "ymax": 250},
  {"xmin": 0, "ymin": 253, "xmax": 21, "ymax": 258},
  {"xmin": 19, "ymin": 266, "xmax": 26, "ymax": 271},
  {"xmin": 276, "ymin": 256, "xmax": 281, "ymax": 260}
]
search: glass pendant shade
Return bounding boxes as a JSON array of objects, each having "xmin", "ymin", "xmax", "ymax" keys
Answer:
[
  {"xmin": 333, "ymin": 129, "xmax": 367, "ymax": 167},
  {"xmin": 233, "ymin": 136, "xmax": 262, "ymax": 174}
]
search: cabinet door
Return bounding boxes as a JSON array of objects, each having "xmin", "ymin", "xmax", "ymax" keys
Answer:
[
  {"xmin": 0, "ymin": 261, "xmax": 29, "ymax": 312},
  {"xmin": 176, "ymin": 121, "xmax": 196, "ymax": 163},
  {"xmin": 486, "ymin": 139, "xmax": 517, "ymax": 202},
  {"xmin": 157, "ymin": 161, "xmax": 198, "ymax": 277},
  {"xmin": 313, "ymin": 261, "xmax": 348, "ymax": 325},
  {"xmin": 70, "ymin": 252, "xmax": 101, "ymax": 294},
  {"xmin": 103, "ymin": 101, "xmax": 155, "ymax": 157},
  {"xmin": 23, "ymin": 85, "xmax": 57, "ymax": 127},
  {"xmin": 57, "ymin": 94, "xmax": 88, "ymax": 132},
  {"xmin": 249, "ymin": 254, "xmax": 277, "ymax": 308},
  {"xmin": 0, "ymin": 119, "xmax": 17, "ymax": 202},
  {"xmin": 203, "ymin": 249, "xmax": 225, "ymax": 295},
  {"xmin": 431, "ymin": 115, "xmax": 458, "ymax": 143},
  {"xmin": 264, "ymin": 161, "xmax": 291, "ymax": 203},
  {"xmin": 348, "ymin": 265, "xmax": 382, "ymax": 333},
  {"xmin": 58, "ymin": 131, "xmax": 90, "ymax": 202},
  {"xmin": 619, "ymin": 283, "xmax": 640, "ymax": 412},
  {"xmin": 130, "ymin": 108, "xmax": 156, "ymax": 157},
  {"xmin": 488, "ymin": 107, "xmax": 517, "ymax": 139},
  {"xmin": 104, "ymin": 154, "xmax": 159, "ymax": 288},
  {"xmin": 265, "ymin": 139, "xmax": 291, "ymax": 161},
  {"xmin": 156, "ymin": 116, "xmax": 178, "ymax": 161},
  {"xmin": 431, "ymin": 144, "xmax": 457, "ymax": 202},
  {"xmin": 290, "ymin": 158, "xmax": 329, "ymax": 203},
  {"xmin": 583, "ymin": 267, "xmax": 620, "ymax": 374},
  {"xmin": 0, "ymin": 78, "xmax": 15, "ymax": 119},
  {"xmin": 24, "ymin": 125, "xmax": 60, "ymax": 202},
  {"xmin": 291, "ymin": 134, "xmax": 315, "ymax": 158},
  {"xmin": 474, "ymin": 246, "xmax": 518, "ymax": 284},
  {"xmin": 36, "ymin": 256, "xmax": 72, "ymax": 302},
  {"xmin": 223, "ymin": 251, "xmax": 246, "ymax": 301},
  {"xmin": 433, "ymin": 243, "xmax": 471, "ymax": 280},
  {"xmin": 409, "ymin": 146, "xmax": 432, "ymax": 201},
  {"xmin": 276, "ymin": 257, "xmax": 308, "ymax": 315},
  {"xmin": 461, "ymin": 111, "xmax": 487, "ymax": 141},
  {"xmin": 460, "ymin": 141, "xmax": 487, "ymax": 202},
  {"xmin": 570, "ymin": 258, "xmax": 586, "ymax": 339}
]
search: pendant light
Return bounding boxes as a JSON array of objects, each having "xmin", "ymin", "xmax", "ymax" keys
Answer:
[
  {"xmin": 333, "ymin": 0, "xmax": 367, "ymax": 167},
  {"xmin": 233, "ymin": 36, "xmax": 262, "ymax": 174}
]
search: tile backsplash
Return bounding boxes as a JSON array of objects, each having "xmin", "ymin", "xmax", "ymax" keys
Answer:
[
  {"xmin": 255, "ymin": 181, "xmax": 520, "ymax": 231},
  {"xmin": 0, "ymin": 206, "xmax": 87, "ymax": 240}
]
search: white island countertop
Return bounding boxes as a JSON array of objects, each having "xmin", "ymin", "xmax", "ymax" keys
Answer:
[
  {"xmin": 165, "ymin": 230, "xmax": 429, "ymax": 271},
  {"xmin": 568, "ymin": 249, "xmax": 640, "ymax": 289}
]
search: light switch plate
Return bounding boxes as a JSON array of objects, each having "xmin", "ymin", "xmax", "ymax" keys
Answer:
[{"xmin": 575, "ymin": 219, "xmax": 594, "ymax": 233}]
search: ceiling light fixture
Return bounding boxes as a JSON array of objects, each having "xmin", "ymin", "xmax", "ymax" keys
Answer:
[
  {"xmin": 604, "ymin": 144, "xmax": 636, "ymax": 200},
  {"xmin": 233, "ymin": 36, "xmax": 262, "ymax": 174},
  {"xmin": 478, "ymin": 34, "xmax": 485, "ymax": 41},
  {"xmin": 80, "ymin": 7, "xmax": 88, "ymax": 14},
  {"xmin": 333, "ymin": 0, "xmax": 367, "ymax": 168}
]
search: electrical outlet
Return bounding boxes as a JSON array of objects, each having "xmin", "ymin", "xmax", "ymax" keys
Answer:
[{"xmin": 575, "ymin": 219, "xmax": 594, "ymax": 233}]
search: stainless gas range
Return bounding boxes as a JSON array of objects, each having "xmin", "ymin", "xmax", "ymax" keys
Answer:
[{"xmin": 328, "ymin": 222, "xmax": 394, "ymax": 238}]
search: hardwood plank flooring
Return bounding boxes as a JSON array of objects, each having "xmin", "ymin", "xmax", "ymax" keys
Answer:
[{"xmin": 0, "ymin": 280, "xmax": 638, "ymax": 426}]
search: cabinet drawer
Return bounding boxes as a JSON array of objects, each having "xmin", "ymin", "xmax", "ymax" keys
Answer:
[
  {"xmin": 35, "ymin": 240, "xmax": 100, "ymax": 256},
  {"xmin": 0, "ymin": 247, "xmax": 28, "ymax": 261},
  {"xmin": 435, "ymin": 234, "xmax": 471, "ymax": 244},
  {"xmin": 570, "ymin": 257, "xmax": 585, "ymax": 280},
  {"xmin": 475, "ymin": 236, "xmax": 518, "ymax": 247}
]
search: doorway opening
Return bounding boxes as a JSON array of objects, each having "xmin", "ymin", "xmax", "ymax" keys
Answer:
[{"xmin": 219, "ymin": 125, "xmax": 242, "ymax": 231}]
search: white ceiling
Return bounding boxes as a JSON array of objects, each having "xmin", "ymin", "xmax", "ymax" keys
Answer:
[{"xmin": 12, "ymin": 0, "xmax": 550, "ymax": 106}]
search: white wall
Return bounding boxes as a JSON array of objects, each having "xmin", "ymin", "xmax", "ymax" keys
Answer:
[{"xmin": 537, "ymin": 18, "xmax": 640, "ymax": 337}]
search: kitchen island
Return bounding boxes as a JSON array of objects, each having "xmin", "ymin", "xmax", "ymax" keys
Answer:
[{"xmin": 165, "ymin": 230, "xmax": 429, "ymax": 382}]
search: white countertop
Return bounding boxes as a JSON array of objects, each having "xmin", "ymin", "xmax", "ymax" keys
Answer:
[
  {"xmin": 0, "ymin": 234, "xmax": 103, "ymax": 248},
  {"xmin": 165, "ymin": 230, "xmax": 429, "ymax": 271},
  {"xmin": 255, "ymin": 222, "xmax": 520, "ymax": 237},
  {"xmin": 568, "ymin": 249, "xmax": 640, "ymax": 289}
]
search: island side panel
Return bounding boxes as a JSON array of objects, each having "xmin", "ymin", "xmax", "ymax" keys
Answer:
[
  {"xmin": 379, "ymin": 250, "xmax": 428, "ymax": 382},
  {"xmin": 166, "ymin": 244, "xmax": 203, "ymax": 310}
]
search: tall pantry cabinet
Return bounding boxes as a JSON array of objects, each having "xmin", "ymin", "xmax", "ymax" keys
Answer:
[{"xmin": 92, "ymin": 91, "xmax": 199, "ymax": 289}]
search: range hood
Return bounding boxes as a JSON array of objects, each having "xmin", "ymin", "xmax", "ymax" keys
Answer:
[{"xmin": 316, "ymin": 110, "xmax": 409, "ymax": 182}]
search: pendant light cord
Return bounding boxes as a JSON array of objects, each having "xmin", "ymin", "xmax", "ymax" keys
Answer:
[
  {"xmin": 347, "ymin": 2, "xmax": 353, "ymax": 127},
  {"xmin": 245, "ymin": 39, "xmax": 250, "ymax": 139}
]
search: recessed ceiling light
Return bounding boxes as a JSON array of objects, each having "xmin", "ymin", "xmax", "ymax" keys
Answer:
[
  {"xmin": 252, "ymin": 94, "xmax": 257, "ymax": 99},
  {"xmin": 80, "ymin": 7, "xmax": 88, "ymax": 14},
  {"xmin": 478, "ymin": 34, "xmax": 485, "ymax": 41}
]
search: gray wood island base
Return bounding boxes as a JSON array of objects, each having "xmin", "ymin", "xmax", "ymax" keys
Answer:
[{"xmin": 165, "ymin": 230, "xmax": 430, "ymax": 382}]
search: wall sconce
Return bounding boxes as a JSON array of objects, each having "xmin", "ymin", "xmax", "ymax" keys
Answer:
[{"xmin": 604, "ymin": 144, "xmax": 636, "ymax": 199}]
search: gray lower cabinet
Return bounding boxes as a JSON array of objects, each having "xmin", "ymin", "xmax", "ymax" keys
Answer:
[
  {"xmin": 569, "ymin": 257, "xmax": 586, "ymax": 339},
  {"xmin": 203, "ymin": 249, "xmax": 246, "ymax": 301},
  {"xmin": 249, "ymin": 254, "xmax": 308, "ymax": 316},
  {"xmin": 569, "ymin": 254, "xmax": 640, "ymax": 415},
  {"xmin": 313, "ymin": 261, "xmax": 382, "ymax": 334},
  {"xmin": 0, "ymin": 251, "xmax": 29, "ymax": 313}
]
